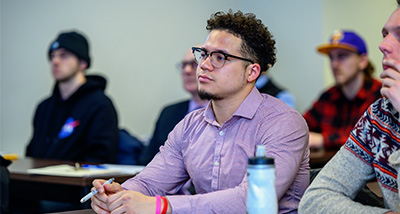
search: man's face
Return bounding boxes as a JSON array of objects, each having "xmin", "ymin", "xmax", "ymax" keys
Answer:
[
  {"xmin": 181, "ymin": 50, "xmax": 198, "ymax": 95},
  {"xmin": 328, "ymin": 48, "xmax": 364, "ymax": 86},
  {"xmin": 197, "ymin": 30, "xmax": 249, "ymax": 100},
  {"xmin": 379, "ymin": 8, "xmax": 400, "ymax": 70},
  {"xmin": 49, "ymin": 48, "xmax": 82, "ymax": 82}
]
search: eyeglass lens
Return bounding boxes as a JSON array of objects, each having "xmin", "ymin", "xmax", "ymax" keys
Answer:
[{"xmin": 193, "ymin": 49, "xmax": 226, "ymax": 68}]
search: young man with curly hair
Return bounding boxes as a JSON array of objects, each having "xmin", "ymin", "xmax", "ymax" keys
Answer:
[{"xmin": 91, "ymin": 10, "xmax": 309, "ymax": 214}]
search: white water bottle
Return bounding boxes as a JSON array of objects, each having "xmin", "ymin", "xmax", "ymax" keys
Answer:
[{"xmin": 246, "ymin": 145, "xmax": 277, "ymax": 214}]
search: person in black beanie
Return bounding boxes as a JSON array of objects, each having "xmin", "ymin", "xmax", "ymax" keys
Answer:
[
  {"xmin": 0, "ymin": 156, "xmax": 11, "ymax": 214},
  {"xmin": 26, "ymin": 30, "xmax": 119, "ymax": 164}
]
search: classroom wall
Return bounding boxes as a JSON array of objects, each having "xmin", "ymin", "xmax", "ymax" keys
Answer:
[{"xmin": 0, "ymin": 0, "xmax": 396, "ymax": 158}]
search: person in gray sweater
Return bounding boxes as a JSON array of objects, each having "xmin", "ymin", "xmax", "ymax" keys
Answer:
[{"xmin": 299, "ymin": 1, "xmax": 400, "ymax": 214}]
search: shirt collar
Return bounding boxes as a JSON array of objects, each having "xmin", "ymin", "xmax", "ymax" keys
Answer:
[
  {"xmin": 203, "ymin": 86, "xmax": 263, "ymax": 124},
  {"xmin": 233, "ymin": 86, "xmax": 263, "ymax": 119}
]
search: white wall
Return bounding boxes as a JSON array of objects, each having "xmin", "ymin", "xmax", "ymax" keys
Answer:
[
  {"xmin": 0, "ymin": 0, "xmax": 396, "ymax": 157},
  {"xmin": 240, "ymin": 1, "xmax": 324, "ymax": 112}
]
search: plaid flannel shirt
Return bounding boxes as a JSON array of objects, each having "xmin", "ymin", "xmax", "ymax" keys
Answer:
[{"xmin": 303, "ymin": 78, "xmax": 381, "ymax": 150}]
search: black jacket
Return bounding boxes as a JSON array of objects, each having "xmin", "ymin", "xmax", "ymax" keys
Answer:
[
  {"xmin": 138, "ymin": 100, "xmax": 189, "ymax": 165},
  {"xmin": 257, "ymin": 78, "xmax": 284, "ymax": 97},
  {"xmin": 26, "ymin": 75, "xmax": 119, "ymax": 163}
]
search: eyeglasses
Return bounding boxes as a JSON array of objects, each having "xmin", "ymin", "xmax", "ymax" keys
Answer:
[
  {"xmin": 176, "ymin": 60, "xmax": 198, "ymax": 71},
  {"xmin": 192, "ymin": 47, "xmax": 254, "ymax": 68}
]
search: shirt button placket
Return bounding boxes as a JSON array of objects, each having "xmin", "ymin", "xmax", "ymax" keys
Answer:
[{"xmin": 212, "ymin": 129, "xmax": 224, "ymax": 191}]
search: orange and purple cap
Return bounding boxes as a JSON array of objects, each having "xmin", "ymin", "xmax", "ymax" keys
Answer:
[{"xmin": 317, "ymin": 30, "xmax": 367, "ymax": 55}]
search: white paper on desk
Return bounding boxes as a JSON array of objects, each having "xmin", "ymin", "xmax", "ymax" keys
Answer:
[
  {"xmin": 100, "ymin": 164, "xmax": 144, "ymax": 175},
  {"xmin": 27, "ymin": 164, "xmax": 120, "ymax": 177}
]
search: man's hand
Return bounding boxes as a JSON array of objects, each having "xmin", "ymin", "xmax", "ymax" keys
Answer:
[
  {"xmin": 91, "ymin": 179, "xmax": 123, "ymax": 214},
  {"xmin": 106, "ymin": 190, "xmax": 157, "ymax": 214},
  {"xmin": 90, "ymin": 179, "xmax": 160, "ymax": 214},
  {"xmin": 380, "ymin": 59, "xmax": 400, "ymax": 112}
]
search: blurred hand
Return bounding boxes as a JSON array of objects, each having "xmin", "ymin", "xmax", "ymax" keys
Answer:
[{"xmin": 380, "ymin": 59, "xmax": 400, "ymax": 112}]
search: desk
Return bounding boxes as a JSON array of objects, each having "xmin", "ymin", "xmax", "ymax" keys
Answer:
[
  {"xmin": 309, "ymin": 149, "xmax": 337, "ymax": 169},
  {"xmin": 8, "ymin": 158, "xmax": 135, "ymax": 211}
]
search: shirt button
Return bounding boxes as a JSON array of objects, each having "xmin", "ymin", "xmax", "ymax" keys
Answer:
[
  {"xmin": 214, "ymin": 161, "xmax": 219, "ymax": 166},
  {"xmin": 219, "ymin": 131, "xmax": 224, "ymax": 136}
]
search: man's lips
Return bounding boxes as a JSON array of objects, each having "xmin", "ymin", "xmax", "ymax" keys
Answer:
[
  {"xmin": 382, "ymin": 65, "xmax": 392, "ymax": 71},
  {"xmin": 332, "ymin": 69, "xmax": 341, "ymax": 77},
  {"xmin": 382, "ymin": 57, "xmax": 395, "ymax": 71},
  {"xmin": 198, "ymin": 74, "xmax": 212, "ymax": 83}
]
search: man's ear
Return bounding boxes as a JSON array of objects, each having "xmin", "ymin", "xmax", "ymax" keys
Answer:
[
  {"xmin": 359, "ymin": 54, "xmax": 369, "ymax": 71},
  {"xmin": 79, "ymin": 60, "xmax": 88, "ymax": 71},
  {"xmin": 247, "ymin": 63, "xmax": 261, "ymax": 83}
]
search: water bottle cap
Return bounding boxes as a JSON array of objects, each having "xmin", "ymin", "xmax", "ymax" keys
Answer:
[{"xmin": 248, "ymin": 156, "xmax": 274, "ymax": 165}]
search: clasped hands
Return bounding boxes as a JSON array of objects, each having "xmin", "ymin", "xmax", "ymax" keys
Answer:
[{"xmin": 90, "ymin": 179, "xmax": 157, "ymax": 214}]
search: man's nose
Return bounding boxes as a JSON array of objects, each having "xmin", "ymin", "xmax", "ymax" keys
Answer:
[
  {"xmin": 51, "ymin": 55, "xmax": 61, "ymax": 64},
  {"xmin": 200, "ymin": 56, "xmax": 214, "ymax": 71},
  {"xmin": 379, "ymin": 35, "xmax": 392, "ymax": 55},
  {"xmin": 330, "ymin": 58, "xmax": 339, "ymax": 68}
]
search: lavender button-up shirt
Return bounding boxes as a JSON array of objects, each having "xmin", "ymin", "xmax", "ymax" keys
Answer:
[{"xmin": 122, "ymin": 87, "xmax": 310, "ymax": 214}]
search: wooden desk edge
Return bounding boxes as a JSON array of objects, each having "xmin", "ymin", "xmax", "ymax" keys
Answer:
[{"xmin": 10, "ymin": 172, "xmax": 133, "ymax": 186}]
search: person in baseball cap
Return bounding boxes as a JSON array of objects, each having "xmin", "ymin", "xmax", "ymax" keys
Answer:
[
  {"xmin": 303, "ymin": 29, "xmax": 382, "ymax": 152},
  {"xmin": 317, "ymin": 30, "xmax": 367, "ymax": 55}
]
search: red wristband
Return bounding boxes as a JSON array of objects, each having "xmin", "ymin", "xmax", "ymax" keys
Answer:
[
  {"xmin": 161, "ymin": 196, "xmax": 168, "ymax": 214},
  {"xmin": 155, "ymin": 195, "xmax": 161, "ymax": 214}
]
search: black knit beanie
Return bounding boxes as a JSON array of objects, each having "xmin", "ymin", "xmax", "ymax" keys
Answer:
[{"xmin": 48, "ymin": 31, "xmax": 91, "ymax": 68}]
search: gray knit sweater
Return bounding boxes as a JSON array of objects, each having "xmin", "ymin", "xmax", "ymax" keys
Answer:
[{"xmin": 299, "ymin": 98, "xmax": 400, "ymax": 214}]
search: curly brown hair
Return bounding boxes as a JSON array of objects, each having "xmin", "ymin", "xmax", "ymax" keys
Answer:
[{"xmin": 206, "ymin": 10, "xmax": 276, "ymax": 73}]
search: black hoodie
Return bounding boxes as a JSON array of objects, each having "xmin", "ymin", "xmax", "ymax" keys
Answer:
[{"xmin": 26, "ymin": 75, "xmax": 118, "ymax": 163}]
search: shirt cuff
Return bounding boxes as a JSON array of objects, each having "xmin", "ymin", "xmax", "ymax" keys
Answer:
[{"xmin": 165, "ymin": 195, "xmax": 191, "ymax": 214}]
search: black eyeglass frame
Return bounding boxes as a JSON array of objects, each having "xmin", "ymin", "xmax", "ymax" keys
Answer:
[{"xmin": 192, "ymin": 47, "xmax": 254, "ymax": 68}]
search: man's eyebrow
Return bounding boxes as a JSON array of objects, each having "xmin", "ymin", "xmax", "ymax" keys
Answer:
[
  {"xmin": 382, "ymin": 26, "xmax": 400, "ymax": 33},
  {"xmin": 212, "ymin": 48, "xmax": 230, "ymax": 55},
  {"xmin": 203, "ymin": 46, "xmax": 232, "ymax": 55}
]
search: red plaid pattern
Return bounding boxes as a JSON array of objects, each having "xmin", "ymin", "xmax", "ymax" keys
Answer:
[{"xmin": 303, "ymin": 78, "xmax": 382, "ymax": 150}]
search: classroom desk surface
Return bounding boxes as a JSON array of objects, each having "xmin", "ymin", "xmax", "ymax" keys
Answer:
[
  {"xmin": 9, "ymin": 157, "xmax": 133, "ymax": 186},
  {"xmin": 8, "ymin": 157, "xmax": 135, "ymax": 211}
]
